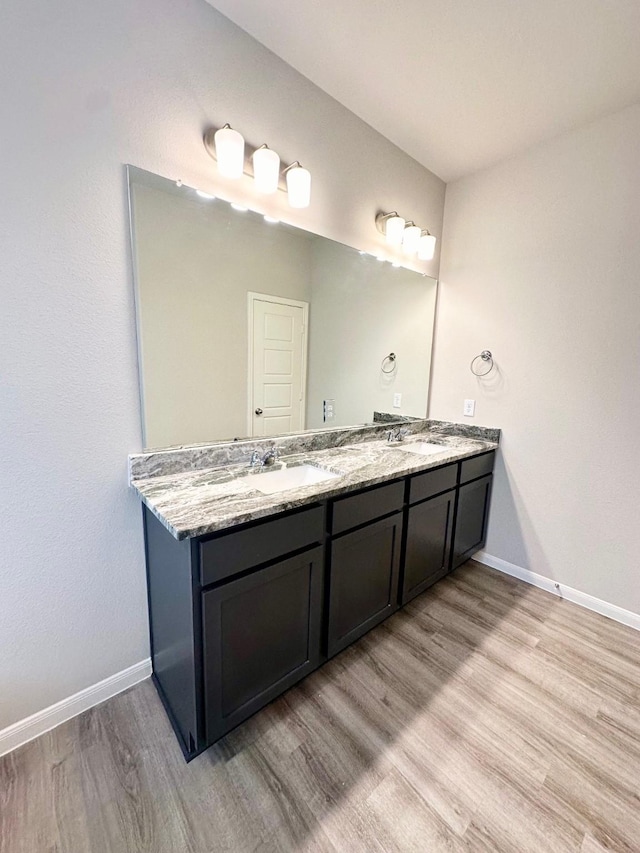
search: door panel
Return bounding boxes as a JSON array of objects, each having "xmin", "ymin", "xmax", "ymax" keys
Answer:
[
  {"xmin": 203, "ymin": 546, "xmax": 323, "ymax": 744},
  {"xmin": 328, "ymin": 514, "xmax": 401, "ymax": 657},
  {"xmin": 402, "ymin": 489, "xmax": 455, "ymax": 604},
  {"xmin": 250, "ymin": 296, "xmax": 307, "ymax": 436},
  {"xmin": 451, "ymin": 475, "xmax": 493, "ymax": 570}
]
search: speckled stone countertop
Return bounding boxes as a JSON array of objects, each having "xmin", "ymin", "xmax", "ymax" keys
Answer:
[{"xmin": 131, "ymin": 426, "xmax": 499, "ymax": 541}]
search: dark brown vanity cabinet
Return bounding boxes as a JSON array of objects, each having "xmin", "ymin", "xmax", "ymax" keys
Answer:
[
  {"xmin": 143, "ymin": 503, "xmax": 325, "ymax": 761},
  {"xmin": 451, "ymin": 452, "xmax": 495, "ymax": 570},
  {"xmin": 401, "ymin": 463, "xmax": 458, "ymax": 605},
  {"xmin": 451, "ymin": 474, "xmax": 493, "ymax": 570},
  {"xmin": 202, "ymin": 546, "xmax": 323, "ymax": 744},
  {"xmin": 143, "ymin": 449, "xmax": 496, "ymax": 760},
  {"xmin": 403, "ymin": 489, "xmax": 456, "ymax": 604},
  {"xmin": 327, "ymin": 513, "xmax": 402, "ymax": 656},
  {"xmin": 327, "ymin": 481, "xmax": 404, "ymax": 657}
]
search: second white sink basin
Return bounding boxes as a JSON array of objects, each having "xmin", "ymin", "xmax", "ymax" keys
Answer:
[
  {"xmin": 398, "ymin": 441, "xmax": 450, "ymax": 457},
  {"xmin": 251, "ymin": 464, "xmax": 339, "ymax": 495}
]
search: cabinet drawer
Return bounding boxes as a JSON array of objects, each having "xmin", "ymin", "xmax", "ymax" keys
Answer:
[
  {"xmin": 409, "ymin": 463, "xmax": 457, "ymax": 505},
  {"xmin": 331, "ymin": 480, "xmax": 404, "ymax": 535},
  {"xmin": 460, "ymin": 451, "xmax": 495, "ymax": 485},
  {"xmin": 200, "ymin": 505, "xmax": 324, "ymax": 587}
]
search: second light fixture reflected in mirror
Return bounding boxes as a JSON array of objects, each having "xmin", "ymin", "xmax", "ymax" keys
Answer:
[{"xmin": 376, "ymin": 211, "xmax": 437, "ymax": 260}]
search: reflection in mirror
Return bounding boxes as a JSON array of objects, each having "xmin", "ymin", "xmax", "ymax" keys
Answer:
[{"xmin": 128, "ymin": 167, "xmax": 438, "ymax": 449}]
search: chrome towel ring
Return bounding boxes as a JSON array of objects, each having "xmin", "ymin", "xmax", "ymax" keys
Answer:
[
  {"xmin": 470, "ymin": 350, "xmax": 494, "ymax": 377},
  {"xmin": 381, "ymin": 353, "xmax": 397, "ymax": 374}
]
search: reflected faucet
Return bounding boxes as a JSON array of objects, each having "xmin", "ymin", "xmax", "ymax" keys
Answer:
[
  {"xmin": 387, "ymin": 427, "xmax": 411, "ymax": 442},
  {"xmin": 249, "ymin": 446, "xmax": 280, "ymax": 467}
]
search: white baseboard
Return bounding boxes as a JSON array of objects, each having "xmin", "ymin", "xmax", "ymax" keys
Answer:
[
  {"xmin": 474, "ymin": 551, "xmax": 640, "ymax": 632},
  {"xmin": 0, "ymin": 658, "xmax": 152, "ymax": 758}
]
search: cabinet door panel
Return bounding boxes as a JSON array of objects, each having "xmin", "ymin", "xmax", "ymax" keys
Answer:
[
  {"xmin": 203, "ymin": 546, "xmax": 323, "ymax": 744},
  {"xmin": 402, "ymin": 489, "xmax": 455, "ymax": 604},
  {"xmin": 452, "ymin": 474, "xmax": 493, "ymax": 570},
  {"xmin": 328, "ymin": 514, "xmax": 401, "ymax": 657}
]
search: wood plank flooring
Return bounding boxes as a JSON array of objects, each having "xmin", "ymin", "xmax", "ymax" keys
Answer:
[{"xmin": 2, "ymin": 561, "xmax": 639, "ymax": 852}]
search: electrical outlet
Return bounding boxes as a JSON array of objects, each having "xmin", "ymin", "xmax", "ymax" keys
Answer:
[
  {"xmin": 323, "ymin": 399, "xmax": 335, "ymax": 422},
  {"xmin": 393, "ymin": 393, "xmax": 402, "ymax": 408},
  {"xmin": 463, "ymin": 399, "xmax": 476, "ymax": 417}
]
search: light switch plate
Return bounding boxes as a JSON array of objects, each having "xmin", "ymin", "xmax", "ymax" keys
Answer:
[
  {"xmin": 323, "ymin": 399, "xmax": 335, "ymax": 421},
  {"xmin": 463, "ymin": 399, "xmax": 476, "ymax": 417},
  {"xmin": 393, "ymin": 393, "xmax": 402, "ymax": 408}
]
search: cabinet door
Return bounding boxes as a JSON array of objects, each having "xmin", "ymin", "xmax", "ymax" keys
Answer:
[
  {"xmin": 203, "ymin": 546, "xmax": 323, "ymax": 744},
  {"xmin": 451, "ymin": 474, "xmax": 493, "ymax": 570},
  {"xmin": 327, "ymin": 514, "xmax": 401, "ymax": 658},
  {"xmin": 402, "ymin": 489, "xmax": 455, "ymax": 605}
]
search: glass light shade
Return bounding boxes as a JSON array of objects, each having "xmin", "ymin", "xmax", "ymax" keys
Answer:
[
  {"xmin": 418, "ymin": 232, "xmax": 437, "ymax": 261},
  {"xmin": 252, "ymin": 146, "xmax": 281, "ymax": 194},
  {"xmin": 286, "ymin": 165, "xmax": 311, "ymax": 208},
  {"xmin": 214, "ymin": 126, "xmax": 245, "ymax": 179},
  {"xmin": 402, "ymin": 223, "xmax": 421, "ymax": 255},
  {"xmin": 385, "ymin": 215, "xmax": 405, "ymax": 245}
]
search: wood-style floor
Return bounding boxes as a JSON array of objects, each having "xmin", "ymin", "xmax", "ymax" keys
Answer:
[{"xmin": 2, "ymin": 561, "xmax": 639, "ymax": 853}]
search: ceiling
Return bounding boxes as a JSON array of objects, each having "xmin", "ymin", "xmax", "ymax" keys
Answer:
[{"xmin": 205, "ymin": 0, "xmax": 640, "ymax": 181}]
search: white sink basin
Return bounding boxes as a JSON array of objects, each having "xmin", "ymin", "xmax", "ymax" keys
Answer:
[
  {"xmin": 397, "ymin": 441, "xmax": 450, "ymax": 457},
  {"xmin": 251, "ymin": 464, "xmax": 339, "ymax": 495}
]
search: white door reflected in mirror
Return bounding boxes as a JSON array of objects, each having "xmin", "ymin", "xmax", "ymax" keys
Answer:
[{"xmin": 249, "ymin": 293, "xmax": 308, "ymax": 437}]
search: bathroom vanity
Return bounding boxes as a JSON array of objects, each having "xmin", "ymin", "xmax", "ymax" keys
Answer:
[{"xmin": 131, "ymin": 423, "xmax": 498, "ymax": 760}]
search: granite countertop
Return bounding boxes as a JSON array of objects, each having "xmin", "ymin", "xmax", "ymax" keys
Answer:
[{"xmin": 131, "ymin": 431, "xmax": 498, "ymax": 541}]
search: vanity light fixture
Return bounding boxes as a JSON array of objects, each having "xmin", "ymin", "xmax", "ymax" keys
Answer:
[
  {"xmin": 376, "ymin": 212, "xmax": 405, "ymax": 245},
  {"xmin": 252, "ymin": 145, "xmax": 281, "ymax": 194},
  {"xmin": 284, "ymin": 162, "xmax": 311, "ymax": 209},
  {"xmin": 376, "ymin": 210, "xmax": 437, "ymax": 261},
  {"xmin": 196, "ymin": 190, "xmax": 216, "ymax": 200},
  {"xmin": 263, "ymin": 214, "xmax": 280, "ymax": 224},
  {"xmin": 230, "ymin": 202, "xmax": 249, "ymax": 212},
  {"xmin": 204, "ymin": 125, "xmax": 312, "ymax": 209},
  {"xmin": 402, "ymin": 221, "xmax": 421, "ymax": 255},
  {"xmin": 213, "ymin": 124, "xmax": 245, "ymax": 179},
  {"xmin": 418, "ymin": 230, "xmax": 437, "ymax": 261}
]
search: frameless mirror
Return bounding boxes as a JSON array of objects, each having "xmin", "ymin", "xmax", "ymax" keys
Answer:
[{"xmin": 128, "ymin": 166, "xmax": 437, "ymax": 448}]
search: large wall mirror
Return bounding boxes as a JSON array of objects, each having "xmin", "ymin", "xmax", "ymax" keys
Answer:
[{"xmin": 128, "ymin": 166, "xmax": 438, "ymax": 448}]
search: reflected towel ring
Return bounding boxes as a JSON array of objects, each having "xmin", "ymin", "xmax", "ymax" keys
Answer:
[
  {"xmin": 470, "ymin": 350, "xmax": 494, "ymax": 377},
  {"xmin": 381, "ymin": 352, "xmax": 397, "ymax": 374}
]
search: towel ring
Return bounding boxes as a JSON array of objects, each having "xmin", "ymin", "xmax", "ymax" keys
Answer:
[
  {"xmin": 470, "ymin": 350, "xmax": 494, "ymax": 377},
  {"xmin": 381, "ymin": 352, "xmax": 397, "ymax": 374}
]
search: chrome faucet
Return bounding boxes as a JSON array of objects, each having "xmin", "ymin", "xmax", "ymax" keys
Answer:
[
  {"xmin": 387, "ymin": 427, "xmax": 411, "ymax": 442},
  {"xmin": 249, "ymin": 446, "xmax": 280, "ymax": 467}
]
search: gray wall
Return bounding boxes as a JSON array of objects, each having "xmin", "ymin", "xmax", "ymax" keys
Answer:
[
  {"xmin": 0, "ymin": 0, "xmax": 445, "ymax": 730},
  {"xmin": 430, "ymin": 102, "xmax": 640, "ymax": 616}
]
